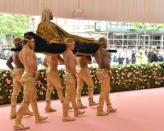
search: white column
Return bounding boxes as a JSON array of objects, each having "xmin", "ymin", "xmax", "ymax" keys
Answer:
[{"xmin": 160, "ymin": 35, "xmax": 163, "ymax": 49}]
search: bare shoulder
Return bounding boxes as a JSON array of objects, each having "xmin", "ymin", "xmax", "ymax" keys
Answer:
[{"xmin": 22, "ymin": 48, "xmax": 34, "ymax": 56}]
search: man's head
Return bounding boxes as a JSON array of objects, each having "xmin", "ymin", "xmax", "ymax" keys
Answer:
[
  {"xmin": 23, "ymin": 36, "xmax": 35, "ymax": 50},
  {"xmin": 13, "ymin": 38, "xmax": 22, "ymax": 49},
  {"xmin": 152, "ymin": 46, "xmax": 156, "ymax": 51},
  {"xmin": 98, "ymin": 37, "xmax": 107, "ymax": 49},
  {"xmin": 65, "ymin": 38, "xmax": 75, "ymax": 50},
  {"xmin": 41, "ymin": 8, "xmax": 53, "ymax": 22}
]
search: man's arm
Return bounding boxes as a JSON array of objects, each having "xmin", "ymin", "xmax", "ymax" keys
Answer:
[
  {"xmin": 43, "ymin": 56, "xmax": 48, "ymax": 67},
  {"xmin": 67, "ymin": 54, "xmax": 77, "ymax": 77},
  {"xmin": 26, "ymin": 52, "xmax": 37, "ymax": 71},
  {"xmin": 6, "ymin": 56, "xmax": 14, "ymax": 70}
]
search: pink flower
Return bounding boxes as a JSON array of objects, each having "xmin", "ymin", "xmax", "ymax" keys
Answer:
[
  {"xmin": 7, "ymin": 80, "xmax": 11, "ymax": 84},
  {"xmin": 39, "ymin": 91, "xmax": 43, "ymax": 95},
  {"xmin": 38, "ymin": 81, "xmax": 41, "ymax": 85},
  {"xmin": 3, "ymin": 74, "xmax": 7, "ymax": 77}
]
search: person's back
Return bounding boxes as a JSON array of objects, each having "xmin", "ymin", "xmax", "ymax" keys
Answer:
[
  {"xmin": 94, "ymin": 37, "xmax": 116, "ymax": 116},
  {"xmin": 77, "ymin": 56, "xmax": 90, "ymax": 68},
  {"xmin": 10, "ymin": 52, "xmax": 24, "ymax": 69},
  {"xmin": 6, "ymin": 38, "xmax": 24, "ymax": 70},
  {"xmin": 95, "ymin": 47, "xmax": 111, "ymax": 69}
]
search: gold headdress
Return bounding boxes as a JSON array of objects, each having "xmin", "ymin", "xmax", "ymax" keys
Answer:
[{"xmin": 41, "ymin": 8, "xmax": 53, "ymax": 23}]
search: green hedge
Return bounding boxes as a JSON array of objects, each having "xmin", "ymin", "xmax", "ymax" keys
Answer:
[{"xmin": 0, "ymin": 62, "xmax": 164, "ymax": 105}]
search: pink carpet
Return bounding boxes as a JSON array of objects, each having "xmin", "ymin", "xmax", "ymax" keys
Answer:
[{"xmin": 0, "ymin": 88, "xmax": 164, "ymax": 131}]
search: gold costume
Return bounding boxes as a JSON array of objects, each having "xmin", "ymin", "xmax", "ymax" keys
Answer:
[
  {"xmin": 15, "ymin": 72, "xmax": 47, "ymax": 127},
  {"xmin": 45, "ymin": 68, "xmax": 64, "ymax": 112},
  {"xmin": 62, "ymin": 73, "xmax": 84, "ymax": 121},
  {"xmin": 37, "ymin": 22, "xmax": 63, "ymax": 43},
  {"xmin": 36, "ymin": 8, "xmax": 98, "ymax": 43},
  {"xmin": 94, "ymin": 40, "xmax": 116, "ymax": 116},
  {"xmin": 10, "ymin": 68, "xmax": 32, "ymax": 119},
  {"xmin": 77, "ymin": 68, "xmax": 97, "ymax": 108},
  {"xmin": 96, "ymin": 69, "xmax": 116, "ymax": 116}
]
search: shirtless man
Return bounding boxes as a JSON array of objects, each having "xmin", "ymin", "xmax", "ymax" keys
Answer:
[
  {"xmin": 14, "ymin": 36, "xmax": 48, "ymax": 130},
  {"xmin": 94, "ymin": 37, "xmax": 116, "ymax": 116},
  {"xmin": 62, "ymin": 39, "xmax": 85, "ymax": 121},
  {"xmin": 76, "ymin": 55, "xmax": 98, "ymax": 109},
  {"xmin": 6, "ymin": 38, "xmax": 33, "ymax": 119},
  {"xmin": 43, "ymin": 54, "xmax": 64, "ymax": 112}
]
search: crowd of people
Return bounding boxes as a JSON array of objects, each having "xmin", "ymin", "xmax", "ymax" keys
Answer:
[
  {"xmin": 111, "ymin": 46, "xmax": 164, "ymax": 65},
  {"xmin": 0, "ymin": 48, "xmax": 12, "ymax": 60},
  {"xmin": 6, "ymin": 8, "xmax": 116, "ymax": 130}
]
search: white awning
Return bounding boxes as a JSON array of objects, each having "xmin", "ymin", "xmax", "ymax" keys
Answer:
[{"xmin": 0, "ymin": 0, "xmax": 164, "ymax": 23}]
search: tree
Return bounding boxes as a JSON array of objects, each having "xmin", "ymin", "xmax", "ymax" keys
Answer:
[
  {"xmin": 0, "ymin": 13, "xmax": 32, "ymax": 46},
  {"xmin": 132, "ymin": 23, "xmax": 164, "ymax": 31}
]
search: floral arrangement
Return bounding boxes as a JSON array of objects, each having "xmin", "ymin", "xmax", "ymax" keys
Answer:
[{"xmin": 0, "ymin": 62, "xmax": 164, "ymax": 105}]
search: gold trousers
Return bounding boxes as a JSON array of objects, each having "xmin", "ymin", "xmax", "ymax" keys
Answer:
[
  {"xmin": 11, "ymin": 68, "xmax": 31, "ymax": 117},
  {"xmin": 11, "ymin": 68, "xmax": 24, "ymax": 109},
  {"xmin": 45, "ymin": 69, "xmax": 64, "ymax": 103},
  {"xmin": 77, "ymin": 68, "xmax": 94, "ymax": 100},
  {"xmin": 15, "ymin": 72, "xmax": 39, "ymax": 125},
  {"xmin": 96, "ymin": 69, "xmax": 112, "ymax": 110},
  {"xmin": 63, "ymin": 73, "xmax": 78, "ymax": 117}
]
